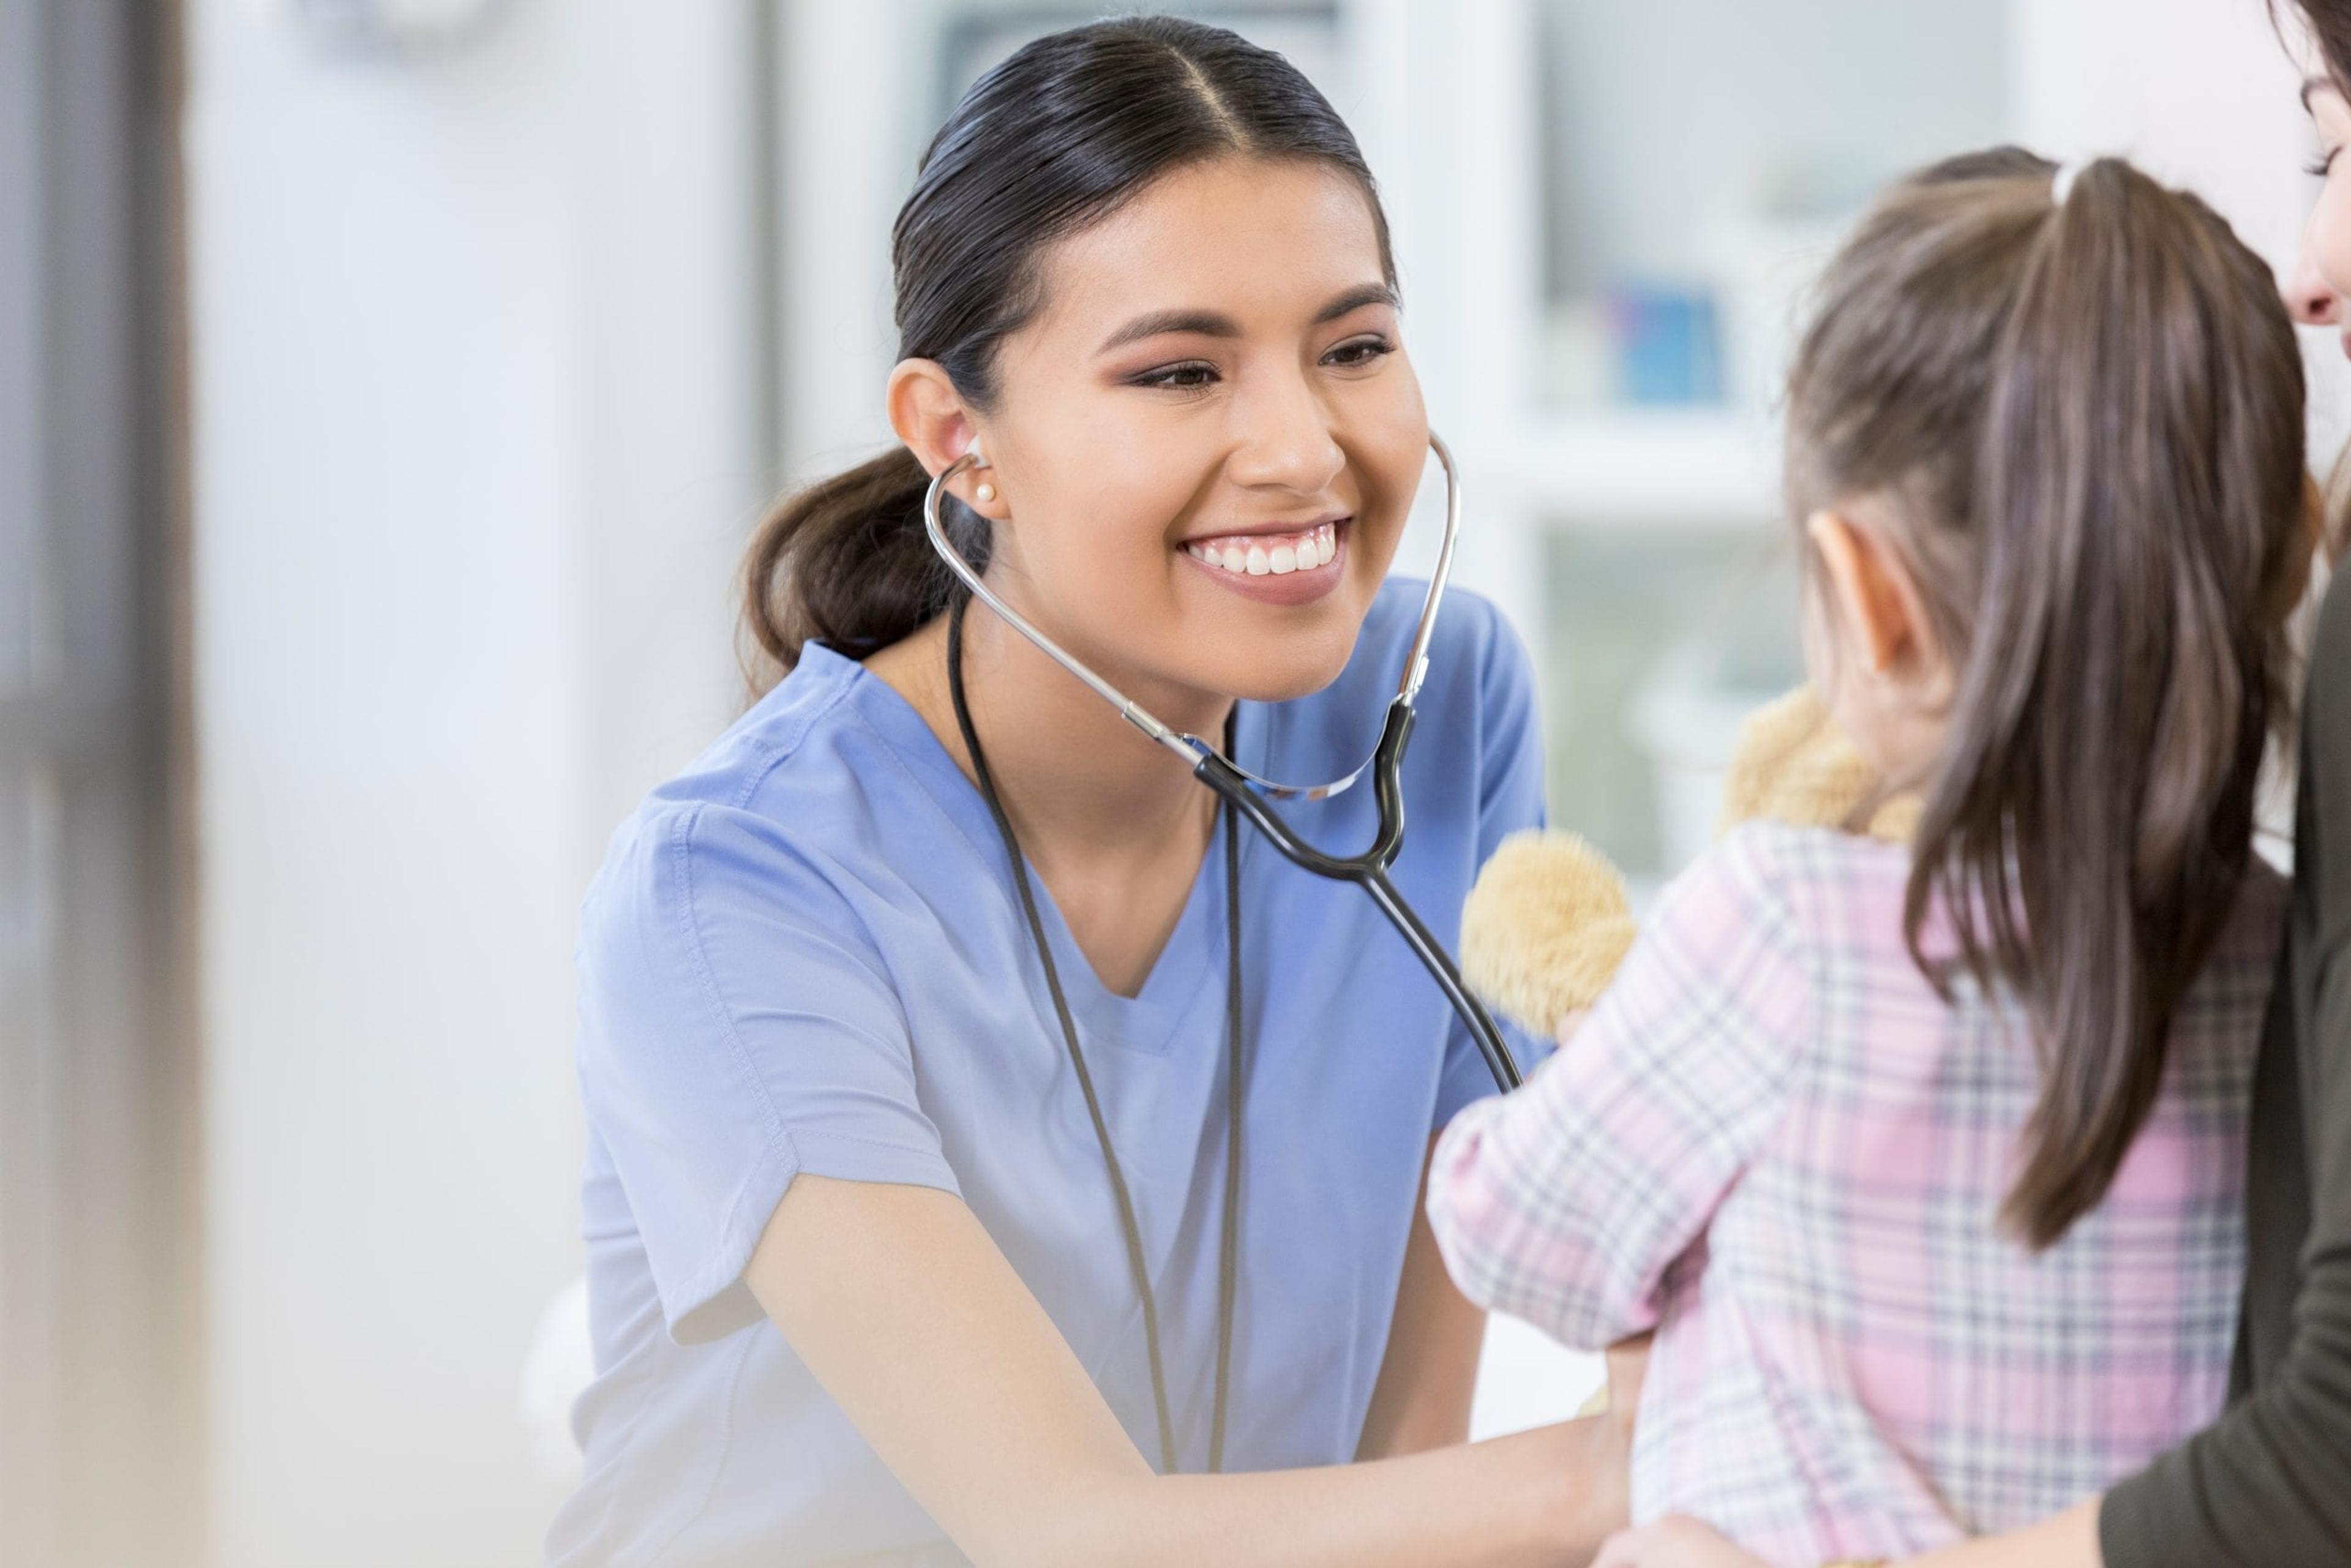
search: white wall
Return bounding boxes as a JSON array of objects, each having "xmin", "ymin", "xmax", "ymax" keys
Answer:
[
  {"xmin": 2013, "ymin": 0, "xmax": 2351, "ymax": 478},
  {"xmin": 2012, "ymin": 0, "xmax": 2315, "ymax": 264},
  {"xmin": 182, "ymin": 1, "xmax": 765, "ymax": 1561}
]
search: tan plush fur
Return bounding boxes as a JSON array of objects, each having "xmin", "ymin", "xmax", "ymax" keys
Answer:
[
  {"xmin": 1715, "ymin": 686, "xmax": 1921, "ymax": 844},
  {"xmin": 1460, "ymin": 831, "xmax": 1640, "ymax": 1040},
  {"xmin": 1461, "ymin": 686, "xmax": 1919, "ymax": 1040}
]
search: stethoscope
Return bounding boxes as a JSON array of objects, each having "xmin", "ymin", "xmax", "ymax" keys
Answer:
[{"xmin": 923, "ymin": 432, "xmax": 1524, "ymax": 1095}]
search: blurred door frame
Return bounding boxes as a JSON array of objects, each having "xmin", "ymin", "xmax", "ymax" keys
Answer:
[{"xmin": 0, "ymin": 1, "xmax": 204, "ymax": 1564}]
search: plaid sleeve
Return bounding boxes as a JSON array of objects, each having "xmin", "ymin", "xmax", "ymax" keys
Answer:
[{"xmin": 1425, "ymin": 825, "xmax": 1815, "ymax": 1348}]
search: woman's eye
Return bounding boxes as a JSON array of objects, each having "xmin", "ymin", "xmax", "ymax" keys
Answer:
[
  {"xmin": 1130, "ymin": 361, "xmax": 1220, "ymax": 391},
  {"xmin": 1323, "ymin": 335, "xmax": 1396, "ymax": 369},
  {"xmin": 2309, "ymin": 148, "xmax": 2341, "ymax": 179}
]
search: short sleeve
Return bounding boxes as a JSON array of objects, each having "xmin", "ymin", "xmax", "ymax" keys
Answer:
[
  {"xmin": 575, "ymin": 798, "xmax": 960, "ymax": 1344},
  {"xmin": 1431, "ymin": 596, "xmax": 1553, "ymax": 1129},
  {"xmin": 1425, "ymin": 826, "xmax": 1812, "ymax": 1346}
]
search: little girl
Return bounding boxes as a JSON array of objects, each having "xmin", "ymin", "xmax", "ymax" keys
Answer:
[{"xmin": 1428, "ymin": 148, "xmax": 2318, "ymax": 1567}]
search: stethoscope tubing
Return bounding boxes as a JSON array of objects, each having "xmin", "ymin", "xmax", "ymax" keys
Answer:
[
  {"xmin": 922, "ymin": 432, "xmax": 1524, "ymax": 1093},
  {"xmin": 1192, "ymin": 702, "xmax": 1523, "ymax": 1092}
]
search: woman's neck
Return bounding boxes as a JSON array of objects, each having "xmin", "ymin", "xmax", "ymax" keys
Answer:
[{"xmin": 863, "ymin": 601, "xmax": 1233, "ymax": 989}]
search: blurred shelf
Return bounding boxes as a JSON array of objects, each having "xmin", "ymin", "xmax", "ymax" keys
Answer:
[{"xmin": 1469, "ymin": 409, "xmax": 1783, "ymax": 527}]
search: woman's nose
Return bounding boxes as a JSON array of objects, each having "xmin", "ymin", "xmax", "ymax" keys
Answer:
[
  {"xmin": 2282, "ymin": 244, "xmax": 2343, "ymax": 327},
  {"xmin": 1229, "ymin": 377, "xmax": 1344, "ymax": 493}
]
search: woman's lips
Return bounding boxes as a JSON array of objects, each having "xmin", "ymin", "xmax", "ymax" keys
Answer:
[{"xmin": 1178, "ymin": 520, "xmax": 1348, "ymax": 606}]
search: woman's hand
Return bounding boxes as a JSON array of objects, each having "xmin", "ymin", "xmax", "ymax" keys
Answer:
[{"xmin": 1592, "ymin": 1516, "xmax": 1770, "ymax": 1568}]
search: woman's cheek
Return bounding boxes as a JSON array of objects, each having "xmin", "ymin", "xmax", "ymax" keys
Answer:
[
  {"xmin": 2316, "ymin": 174, "xmax": 2351, "ymax": 294},
  {"xmin": 1355, "ymin": 378, "xmax": 1431, "ymax": 531}
]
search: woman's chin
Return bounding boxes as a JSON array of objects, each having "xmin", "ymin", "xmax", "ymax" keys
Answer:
[{"xmin": 1213, "ymin": 633, "xmax": 1363, "ymax": 706}]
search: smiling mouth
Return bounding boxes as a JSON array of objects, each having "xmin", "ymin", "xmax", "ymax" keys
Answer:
[{"xmin": 1181, "ymin": 520, "xmax": 1341, "ymax": 577}]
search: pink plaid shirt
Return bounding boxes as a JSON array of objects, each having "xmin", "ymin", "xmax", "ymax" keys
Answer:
[{"xmin": 1428, "ymin": 823, "xmax": 2284, "ymax": 1567}]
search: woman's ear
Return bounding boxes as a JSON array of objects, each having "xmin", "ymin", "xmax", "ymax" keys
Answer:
[
  {"xmin": 886, "ymin": 359, "xmax": 1007, "ymax": 520},
  {"xmin": 1804, "ymin": 509, "xmax": 1927, "ymax": 680}
]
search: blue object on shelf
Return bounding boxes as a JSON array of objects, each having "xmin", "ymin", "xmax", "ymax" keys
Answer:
[{"xmin": 1609, "ymin": 283, "xmax": 1725, "ymax": 407}]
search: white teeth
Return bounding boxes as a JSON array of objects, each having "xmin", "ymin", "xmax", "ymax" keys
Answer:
[{"xmin": 1185, "ymin": 524, "xmax": 1345, "ymax": 577}]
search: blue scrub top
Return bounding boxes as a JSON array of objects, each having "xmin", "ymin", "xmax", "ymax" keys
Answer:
[{"xmin": 549, "ymin": 580, "xmax": 1546, "ymax": 1566}]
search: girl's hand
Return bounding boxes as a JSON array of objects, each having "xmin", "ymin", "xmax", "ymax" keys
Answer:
[{"xmin": 1592, "ymin": 1516, "xmax": 1772, "ymax": 1568}]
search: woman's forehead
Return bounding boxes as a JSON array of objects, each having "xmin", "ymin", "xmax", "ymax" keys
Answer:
[{"xmin": 1024, "ymin": 158, "xmax": 1391, "ymax": 343}]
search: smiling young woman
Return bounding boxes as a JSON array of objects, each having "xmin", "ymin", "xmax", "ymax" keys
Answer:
[{"xmin": 548, "ymin": 17, "xmax": 1629, "ymax": 1568}]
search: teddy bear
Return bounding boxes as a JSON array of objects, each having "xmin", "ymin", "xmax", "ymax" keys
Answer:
[{"xmin": 1460, "ymin": 685, "xmax": 1920, "ymax": 1043}]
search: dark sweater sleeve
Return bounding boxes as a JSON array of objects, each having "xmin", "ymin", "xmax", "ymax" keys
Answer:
[{"xmin": 2099, "ymin": 574, "xmax": 2351, "ymax": 1567}]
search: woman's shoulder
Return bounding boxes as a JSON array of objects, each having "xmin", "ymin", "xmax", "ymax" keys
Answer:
[
  {"xmin": 1360, "ymin": 575, "xmax": 1521, "ymax": 671},
  {"xmin": 1325, "ymin": 578, "xmax": 1532, "ymax": 722},
  {"xmin": 577, "ymin": 649, "xmax": 924, "ymax": 959}
]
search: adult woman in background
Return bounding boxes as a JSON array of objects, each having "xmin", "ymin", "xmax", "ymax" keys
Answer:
[
  {"xmin": 1595, "ymin": 2, "xmax": 2351, "ymax": 1564},
  {"xmin": 549, "ymin": 17, "xmax": 1627, "ymax": 1567}
]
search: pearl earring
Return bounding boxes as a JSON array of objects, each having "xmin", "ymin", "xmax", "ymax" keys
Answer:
[{"xmin": 974, "ymin": 482, "xmax": 996, "ymax": 503}]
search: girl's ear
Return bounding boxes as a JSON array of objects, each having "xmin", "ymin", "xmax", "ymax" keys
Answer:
[
  {"xmin": 885, "ymin": 359, "xmax": 1006, "ymax": 520},
  {"xmin": 1805, "ymin": 509, "xmax": 1921, "ymax": 677}
]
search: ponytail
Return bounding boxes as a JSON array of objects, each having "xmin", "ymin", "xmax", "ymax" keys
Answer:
[
  {"xmin": 738, "ymin": 448, "xmax": 989, "ymax": 693},
  {"xmin": 1786, "ymin": 148, "xmax": 2308, "ymax": 1248}
]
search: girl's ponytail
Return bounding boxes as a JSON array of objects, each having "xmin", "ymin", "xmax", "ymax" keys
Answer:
[
  {"xmin": 1787, "ymin": 149, "xmax": 2308, "ymax": 1247},
  {"xmin": 1940, "ymin": 157, "xmax": 2304, "ymax": 1245}
]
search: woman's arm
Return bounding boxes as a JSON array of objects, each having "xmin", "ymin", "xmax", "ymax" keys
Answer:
[
  {"xmin": 1358, "ymin": 1136, "xmax": 1489, "ymax": 1458},
  {"xmin": 751, "ymin": 1173, "xmax": 1630, "ymax": 1568}
]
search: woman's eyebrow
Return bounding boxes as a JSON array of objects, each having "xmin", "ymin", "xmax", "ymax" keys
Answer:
[
  {"xmin": 1095, "ymin": 283, "xmax": 1400, "ymax": 355},
  {"xmin": 2306, "ymin": 74, "xmax": 2338, "ymax": 110},
  {"xmin": 1097, "ymin": 309, "xmax": 1239, "ymax": 353},
  {"xmin": 1313, "ymin": 282, "xmax": 1398, "ymax": 323}
]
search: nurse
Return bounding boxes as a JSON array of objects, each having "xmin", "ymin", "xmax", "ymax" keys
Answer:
[{"xmin": 549, "ymin": 15, "xmax": 1627, "ymax": 1567}]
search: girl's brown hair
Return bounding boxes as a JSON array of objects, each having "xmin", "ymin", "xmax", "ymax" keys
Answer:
[
  {"xmin": 738, "ymin": 16, "xmax": 1395, "ymax": 692},
  {"xmin": 1787, "ymin": 148, "xmax": 2309, "ymax": 1247}
]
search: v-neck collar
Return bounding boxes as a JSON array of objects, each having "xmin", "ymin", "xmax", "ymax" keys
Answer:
[{"xmin": 811, "ymin": 642, "xmax": 1243, "ymax": 1056}]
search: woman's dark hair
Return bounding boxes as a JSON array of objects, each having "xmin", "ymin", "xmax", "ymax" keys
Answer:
[
  {"xmin": 739, "ymin": 16, "xmax": 1395, "ymax": 689},
  {"xmin": 2284, "ymin": 0, "xmax": 2351, "ymax": 91},
  {"xmin": 1785, "ymin": 147, "xmax": 2309, "ymax": 1248}
]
